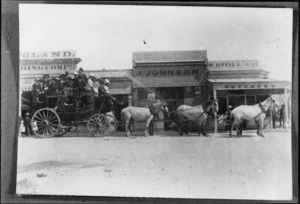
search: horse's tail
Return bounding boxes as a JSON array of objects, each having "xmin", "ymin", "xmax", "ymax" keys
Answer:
[
  {"xmin": 120, "ymin": 108, "xmax": 125, "ymax": 123},
  {"xmin": 230, "ymin": 111, "xmax": 235, "ymax": 124}
]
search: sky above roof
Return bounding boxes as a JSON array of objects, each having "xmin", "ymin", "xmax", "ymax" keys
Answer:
[{"xmin": 20, "ymin": 4, "xmax": 293, "ymax": 81}]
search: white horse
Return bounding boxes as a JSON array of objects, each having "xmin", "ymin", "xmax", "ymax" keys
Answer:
[
  {"xmin": 120, "ymin": 100, "xmax": 169, "ymax": 137},
  {"xmin": 229, "ymin": 96, "xmax": 274, "ymax": 137}
]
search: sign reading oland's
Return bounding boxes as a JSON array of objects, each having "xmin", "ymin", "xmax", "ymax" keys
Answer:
[
  {"xmin": 20, "ymin": 51, "xmax": 76, "ymax": 59},
  {"xmin": 20, "ymin": 51, "xmax": 80, "ymax": 75}
]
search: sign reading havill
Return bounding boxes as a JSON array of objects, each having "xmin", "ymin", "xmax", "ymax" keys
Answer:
[
  {"xmin": 208, "ymin": 60, "xmax": 260, "ymax": 69},
  {"xmin": 20, "ymin": 50, "xmax": 76, "ymax": 60}
]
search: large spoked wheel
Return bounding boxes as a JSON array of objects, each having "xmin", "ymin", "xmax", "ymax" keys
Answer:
[
  {"xmin": 31, "ymin": 108, "xmax": 61, "ymax": 138},
  {"xmin": 87, "ymin": 114, "xmax": 110, "ymax": 136},
  {"xmin": 105, "ymin": 114, "xmax": 118, "ymax": 135}
]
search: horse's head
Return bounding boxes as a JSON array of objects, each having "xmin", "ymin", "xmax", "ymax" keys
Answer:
[
  {"xmin": 263, "ymin": 96, "xmax": 275, "ymax": 107},
  {"xmin": 160, "ymin": 99, "xmax": 169, "ymax": 114},
  {"xmin": 204, "ymin": 99, "xmax": 219, "ymax": 117}
]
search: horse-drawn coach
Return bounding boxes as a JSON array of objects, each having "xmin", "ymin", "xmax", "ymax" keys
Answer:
[{"xmin": 24, "ymin": 83, "xmax": 118, "ymax": 138}]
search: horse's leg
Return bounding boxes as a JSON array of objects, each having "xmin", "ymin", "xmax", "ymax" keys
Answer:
[
  {"xmin": 201, "ymin": 116, "xmax": 208, "ymax": 137},
  {"xmin": 178, "ymin": 123, "xmax": 183, "ymax": 136},
  {"xmin": 183, "ymin": 121, "xmax": 188, "ymax": 135},
  {"xmin": 129, "ymin": 120, "xmax": 133, "ymax": 135},
  {"xmin": 236, "ymin": 121, "xmax": 242, "ymax": 136},
  {"xmin": 257, "ymin": 117, "xmax": 264, "ymax": 137},
  {"xmin": 149, "ymin": 120, "xmax": 154, "ymax": 136},
  {"xmin": 230, "ymin": 120, "xmax": 238, "ymax": 137},
  {"xmin": 145, "ymin": 115, "xmax": 154, "ymax": 137},
  {"xmin": 197, "ymin": 121, "xmax": 201, "ymax": 137},
  {"xmin": 128, "ymin": 117, "xmax": 134, "ymax": 136},
  {"xmin": 124, "ymin": 117, "xmax": 132, "ymax": 137}
]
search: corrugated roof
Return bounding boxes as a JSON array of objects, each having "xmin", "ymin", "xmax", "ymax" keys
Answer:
[
  {"xmin": 133, "ymin": 50, "xmax": 207, "ymax": 63},
  {"xmin": 85, "ymin": 70, "xmax": 132, "ymax": 78}
]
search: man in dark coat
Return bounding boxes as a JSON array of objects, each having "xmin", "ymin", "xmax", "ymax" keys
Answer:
[
  {"xmin": 279, "ymin": 104, "xmax": 286, "ymax": 128},
  {"xmin": 224, "ymin": 105, "xmax": 232, "ymax": 132},
  {"xmin": 98, "ymin": 79, "xmax": 116, "ymax": 112},
  {"xmin": 23, "ymin": 112, "xmax": 32, "ymax": 136}
]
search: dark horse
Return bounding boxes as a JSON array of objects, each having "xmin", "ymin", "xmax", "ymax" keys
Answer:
[{"xmin": 175, "ymin": 99, "xmax": 219, "ymax": 136}]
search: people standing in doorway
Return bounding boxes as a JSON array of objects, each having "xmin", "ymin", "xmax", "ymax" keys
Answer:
[
  {"xmin": 224, "ymin": 105, "xmax": 232, "ymax": 132},
  {"xmin": 279, "ymin": 104, "xmax": 286, "ymax": 129}
]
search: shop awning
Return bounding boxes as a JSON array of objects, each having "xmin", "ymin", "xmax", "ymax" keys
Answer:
[{"xmin": 208, "ymin": 78, "xmax": 291, "ymax": 90}]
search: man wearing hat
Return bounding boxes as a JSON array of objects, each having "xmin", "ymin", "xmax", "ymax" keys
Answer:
[
  {"xmin": 76, "ymin": 68, "xmax": 88, "ymax": 97},
  {"xmin": 23, "ymin": 112, "xmax": 32, "ymax": 137},
  {"xmin": 224, "ymin": 105, "xmax": 233, "ymax": 132},
  {"xmin": 98, "ymin": 79, "xmax": 116, "ymax": 112},
  {"xmin": 42, "ymin": 74, "xmax": 50, "ymax": 93}
]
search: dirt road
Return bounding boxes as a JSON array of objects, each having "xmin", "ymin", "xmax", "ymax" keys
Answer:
[{"xmin": 16, "ymin": 130, "xmax": 292, "ymax": 200}]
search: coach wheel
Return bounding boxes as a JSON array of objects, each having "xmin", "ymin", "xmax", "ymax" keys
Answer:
[
  {"xmin": 87, "ymin": 114, "xmax": 110, "ymax": 136},
  {"xmin": 31, "ymin": 108, "xmax": 61, "ymax": 138}
]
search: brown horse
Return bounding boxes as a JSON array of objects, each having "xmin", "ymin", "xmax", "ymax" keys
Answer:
[
  {"xmin": 176, "ymin": 99, "xmax": 219, "ymax": 136},
  {"xmin": 229, "ymin": 96, "xmax": 274, "ymax": 137}
]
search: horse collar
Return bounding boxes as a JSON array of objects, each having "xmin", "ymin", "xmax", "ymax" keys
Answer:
[{"xmin": 259, "ymin": 102, "xmax": 267, "ymax": 113}]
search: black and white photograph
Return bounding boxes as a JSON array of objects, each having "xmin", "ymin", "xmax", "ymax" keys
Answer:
[{"xmin": 13, "ymin": 3, "xmax": 295, "ymax": 201}]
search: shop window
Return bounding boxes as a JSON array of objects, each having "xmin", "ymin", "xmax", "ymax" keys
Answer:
[
  {"xmin": 201, "ymin": 86, "xmax": 208, "ymax": 101},
  {"xmin": 138, "ymin": 88, "xmax": 148, "ymax": 100},
  {"xmin": 178, "ymin": 87, "xmax": 185, "ymax": 99},
  {"xmin": 256, "ymin": 95, "xmax": 269, "ymax": 103},
  {"xmin": 246, "ymin": 96, "xmax": 256, "ymax": 105},
  {"xmin": 217, "ymin": 97, "xmax": 227, "ymax": 114},
  {"xmin": 229, "ymin": 96, "xmax": 245, "ymax": 109},
  {"xmin": 228, "ymin": 90, "xmax": 245, "ymax": 95}
]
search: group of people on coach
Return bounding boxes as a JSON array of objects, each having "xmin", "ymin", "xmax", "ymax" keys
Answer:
[{"xmin": 30, "ymin": 67, "xmax": 116, "ymax": 110}]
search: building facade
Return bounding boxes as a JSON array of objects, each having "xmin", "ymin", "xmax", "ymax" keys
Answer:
[
  {"xmin": 20, "ymin": 49, "xmax": 291, "ymax": 132},
  {"xmin": 132, "ymin": 50, "xmax": 208, "ymax": 131},
  {"xmin": 20, "ymin": 50, "xmax": 82, "ymax": 91}
]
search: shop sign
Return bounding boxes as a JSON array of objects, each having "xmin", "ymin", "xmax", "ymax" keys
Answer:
[
  {"xmin": 20, "ymin": 50, "xmax": 76, "ymax": 60},
  {"xmin": 135, "ymin": 68, "xmax": 205, "ymax": 77},
  {"xmin": 20, "ymin": 64, "xmax": 77, "ymax": 75},
  {"xmin": 20, "ymin": 79, "xmax": 34, "ymax": 87},
  {"xmin": 208, "ymin": 60, "xmax": 259, "ymax": 69},
  {"xmin": 224, "ymin": 84, "xmax": 275, "ymax": 89}
]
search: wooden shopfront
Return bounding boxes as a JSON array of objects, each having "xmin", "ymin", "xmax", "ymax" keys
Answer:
[
  {"xmin": 132, "ymin": 50, "xmax": 208, "ymax": 131},
  {"xmin": 207, "ymin": 78, "xmax": 291, "ymax": 132}
]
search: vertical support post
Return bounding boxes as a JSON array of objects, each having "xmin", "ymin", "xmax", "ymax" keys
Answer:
[
  {"xmin": 284, "ymin": 88, "xmax": 288, "ymax": 124},
  {"xmin": 128, "ymin": 94, "xmax": 132, "ymax": 106},
  {"xmin": 213, "ymin": 89, "xmax": 217, "ymax": 134},
  {"xmin": 270, "ymin": 106, "xmax": 273, "ymax": 129},
  {"xmin": 226, "ymin": 91, "xmax": 229, "ymax": 107}
]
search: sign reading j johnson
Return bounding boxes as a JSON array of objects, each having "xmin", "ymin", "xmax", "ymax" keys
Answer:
[
  {"xmin": 20, "ymin": 51, "xmax": 76, "ymax": 60},
  {"xmin": 135, "ymin": 68, "xmax": 205, "ymax": 77}
]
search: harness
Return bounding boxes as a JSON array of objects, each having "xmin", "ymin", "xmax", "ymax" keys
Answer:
[
  {"xmin": 148, "ymin": 102, "xmax": 166, "ymax": 120},
  {"xmin": 252, "ymin": 102, "xmax": 268, "ymax": 121}
]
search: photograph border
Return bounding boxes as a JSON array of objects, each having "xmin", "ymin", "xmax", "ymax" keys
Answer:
[{"xmin": 1, "ymin": 1, "xmax": 298, "ymax": 203}]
